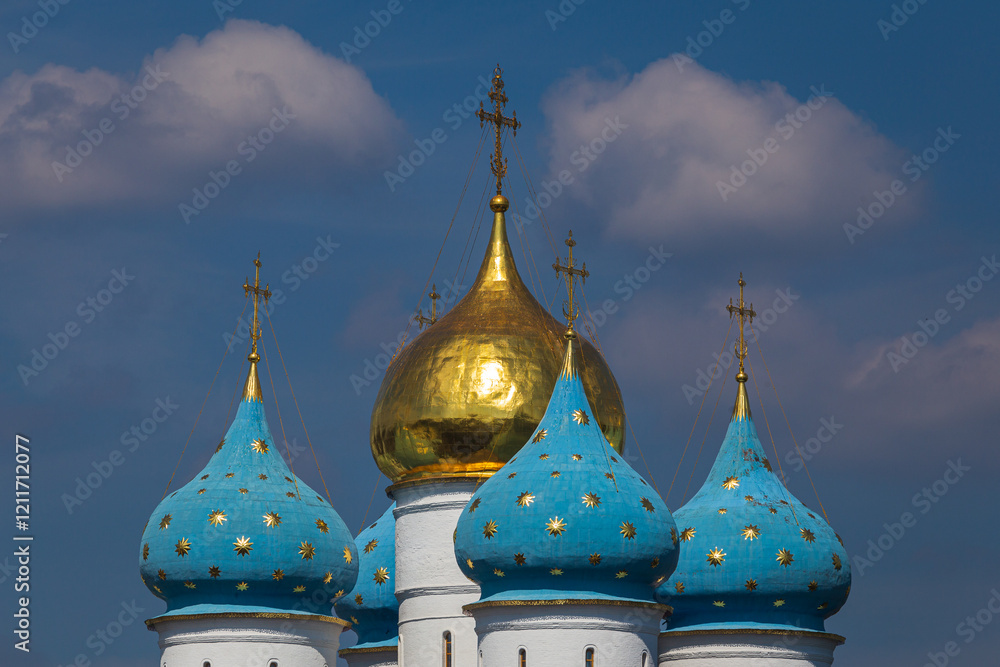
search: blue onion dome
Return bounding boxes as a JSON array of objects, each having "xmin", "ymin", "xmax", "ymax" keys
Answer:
[
  {"xmin": 334, "ymin": 503, "xmax": 399, "ymax": 646},
  {"xmin": 139, "ymin": 361, "xmax": 359, "ymax": 616},
  {"xmin": 658, "ymin": 380, "xmax": 851, "ymax": 632},
  {"xmin": 454, "ymin": 330, "xmax": 679, "ymax": 602}
]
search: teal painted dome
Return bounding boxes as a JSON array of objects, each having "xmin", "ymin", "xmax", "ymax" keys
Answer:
[
  {"xmin": 334, "ymin": 503, "xmax": 399, "ymax": 645},
  {"xmin": 454, "ymin": 332, "xmax": 679, "ymax": 602},
  {"xmin": 658, "ymin": 382, "xmax": 851, "ymax": 632},
  {"xmin": 139, "ymin": 363, "xmax": 359, "ymax": 615}
]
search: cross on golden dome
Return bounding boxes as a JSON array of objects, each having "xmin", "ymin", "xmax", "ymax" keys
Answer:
[
  {"xmin": 414, "ymin": 284, "xmax": 440, "ymax": 330},
  {"xmin": 553, "ymin": 231, "xmax": 589, "ymax": 331},
  {"xmin": 476, "ymin": 65, "xmax": 521, "ymax": 196}
]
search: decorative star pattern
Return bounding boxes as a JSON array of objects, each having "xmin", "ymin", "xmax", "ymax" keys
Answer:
[
  {"xmin": 550, "ymin": 568, "xmax": 563, "ymax": 576},
  {"xmin": 582, "ymin": 493, "xmax": 601, "ymax": 508},
  {"xmin": 142, "ymin": 543, "xmax": 149, "ymax": 560},
  {"xmin": 315, "ymin": 519, "xmax": 329, "ymax": 533},
  {"xmin": 546, "ymin": 517, "xmax": 566, "ymax": 536},
  {"xmin": 742, "ymin": 524, "xmax": 761, "ymax": 541},
  {"xmin": 468, "ymin": 498, "xmax": 481, "ymax": 513},
  {"xmin": 615, "ymin": 570, "xmax": 628, "ymax": 579},
  {"xmin": 159, "ymin": 514, "xmax": 172, "ymax": 530},
  {"xmin": 483, "ymin": 520, "xmax": 498, "ymax": 539},
  {"xmin": 516, "ymin": 492, "xmax": 535, "ymax": 507},
  {"xmin": 707, "ymin": 548, "xmax": 726, "ymax": 566},
  {"xmin": 640, "ymin": 497, "xmax": 655, "ymax": 512},
  {"xmin": 801, "ymin": 528, "xmax": 816, "ymax": 543},
  {"xmin": 343, "ymin": 547, "xmax": 352, "ymax": 564},
  {"xmin": 832, "ymin": 553, "xmax": 842, "ymax": 570},
  {"xmin": 272, "ymin": 569, "xmax": 284, "ymax": 581},
  {"xmin": 572, "ymin": 409, "xmax": 590, "ymax": 425},
  {"xmin": 374, "ymin": 567, "xmax": 389, "ymax": 585},
  {"xmin": 539, "ymin": 453, "xmax": 549, "ymax": 460},
  {"xmin": 251, "ymin": 439, "xmax": 269, "ymax": 454},
  {"xmin": 514, "ymin": 553, "xmax": 526, "ymax": 566},
  {"xmin": 263, "ymin": 512, "xmax": 281, "ymax": 528},
  {"xmin": 713, "ymin": 600, "xmax": 726, "ymax": 607},
  {"xmin": 680, "ymin": 527, "xmax": 696, "ymax": 542},
  {"xmin": 175, "ymin": 538, "xmax": 191, "ymax": 557},
  {"xmin": 236, "ymin": 582, "xmax": 249, "ymax": 591},
  {"xmin": 589, "ymin": 553, "xmax": 602, "ymax": 565},
  {"xmin": 208, "ymin": 566, "xmax": 221, "ymax": 578},
  {"xmin": 532, "ymin": 429, "xmax": 547, "ymax": 443},
  {"xmin": 493, "ymin": 568, "xmax": 505, "ymax": 577},
  {"xmin": 722, "ymin": 476, "xmax": 739, "ymax": 490},
  {"xmin": 620, "ymin": 521, "xmax": 637, "ymax": 540},
  {"xmin": 675, "ymin": 582, "xmax": 685, "ymax": 593},
  {"xmin": 572, "ymin": 454, "xmax": 583, "ymax": 461},
  {"xmin": 233, "ymin": 537, "xmax": 253, "ymax": 556},
  {"xmin": 746, "ymin": 578, "xmax": 758, "ymax": 591},
  {"xmin": 364, "ymin": 539, "xmax": 378, "ymax": 553},
  {"xmin": 299, "ymin": 542, "xmax": 316, "ymax": 560},
  {"xmin": 551, "ymin": 471, "xmax": 561, "ymax": 478},
  {"xmin": 776, "ymin": 549, "xmax": 794, "ymax": 567}
]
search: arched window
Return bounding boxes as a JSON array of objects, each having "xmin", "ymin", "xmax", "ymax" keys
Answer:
[
  {"xmin": 641, "ymin": 652, "xmax": 648, "ymax": 667},
  {"xmin": 269, "ymin": 662, "xmax": 278, "ymax": 667},
  {"xmin": 519, "ymin": 647, "xmax": 527, "ymax": 666},
  {"xmin": 585, "ymin": 647, "xmax": 595, "ymax": 667},
  {"xmin": 202, "ymin": 662, "xmax": 210, "ymax": 667},
  {"xmin": 443, "ymin": 631, "xmax": 453, "ymax": 667}
]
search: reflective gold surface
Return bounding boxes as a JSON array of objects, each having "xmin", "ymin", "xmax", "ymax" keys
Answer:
[{"xmin": 370, "ymin": 200, "xmax": 625, "ymax": 482}]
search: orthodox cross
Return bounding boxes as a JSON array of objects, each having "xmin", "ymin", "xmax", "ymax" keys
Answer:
[
  {"xmin": 726, "ymin": 273, "xmax": 756, "ymax": 381},
  {"xmin": 476, "ymin": 64, "xmax": 521, "ymax": 196},
  {"xmin": 553, "ymin": 231, "xmax": 589, "ymax": 330},
  {"xmin": 243, "ymin": 252, "xmax": 271, "ymax": 362},
  {"xmin": 414, "ymin": 284, "xmax": 441, "ymax": 330}
]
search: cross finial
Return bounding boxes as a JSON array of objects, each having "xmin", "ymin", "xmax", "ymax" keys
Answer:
[
  {"xmin": 725, "ymin": 272, "xmax": 756, "ymax": 383},
  {"xmin": 243, "ymin": 252, "xmax": 272, "ymax": 363},
  {"xmin": 414, "ymin": 284, "xmax": 441, "ymax": 330},
  {"xmin": 553, "ymin": 231, "xmax": 589, "ymax": 331},
  {"xmin": 476, "ymin": 64, "xmax": 522, "ymax": 196}
]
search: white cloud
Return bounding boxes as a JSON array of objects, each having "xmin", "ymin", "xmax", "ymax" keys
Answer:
[
  {"xmin": 0, "ymin": 20, "xmax": 403, "ymax": 212},
  {"xmin": 539, "ymin": 59, "xmax": 918, "ymax": 243}
]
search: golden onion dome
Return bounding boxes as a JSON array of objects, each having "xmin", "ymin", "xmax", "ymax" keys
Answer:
[{"xmin": 370, "ymin": 195, "xmax": 625, "ymax": 484}]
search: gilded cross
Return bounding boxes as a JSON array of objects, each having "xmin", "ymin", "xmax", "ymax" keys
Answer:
[
  {"xmin": 243, "ymin": 252, "xmax": 271, "ymax": 362},
  {"xmin": 553, "ymin": 231, "xmax": 589, "ymax": 330},
  {"xmin": 726, "ymin": 273, "xmax": 756, "ymax": 381},
  {"xmin": 414, "ymin": 284, "xmax": 440, "ymax": 330},
  {"xmin": 476, "ymin": 65, "xmax": 521, "ymax": 196}
]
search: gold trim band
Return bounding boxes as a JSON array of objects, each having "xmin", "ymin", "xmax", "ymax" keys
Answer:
[
  {"xmin": 465, "ymin": 598, "xmax": 672, "ymax": 613},
  {"xmin": 146, "ymin": 611, "xmax": 350, "ymax": 631},
  {"xmin": 661, "ymin": 628, "xmax": 844, "ymax": 643},
  {"xmin": 339, "ymin": 644, "xmax": 399, "ymax": 656}
]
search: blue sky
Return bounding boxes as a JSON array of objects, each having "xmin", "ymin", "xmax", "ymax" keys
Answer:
[{"xmin": 0, "ymin": 1, "xmax": 998, "ymax": 665}]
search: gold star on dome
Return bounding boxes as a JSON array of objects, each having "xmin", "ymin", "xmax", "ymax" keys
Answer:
[
  {"xmin": 364, "ymin": 539, "xmax": 379, "ymax": 553},
  {"xmin": 762, "ymin": 458, "xmax": 773, "ymax": 472},
  {"xmin": 718, "ymin": 508, "xmax": 727, "ymax": 514},
  {"xmin": 184, "ymin": 581, "xmax": 196, "ymax": 589},
  {"xmin": 469, "ymin": 498, "xmax": 481, "ymax": 513},
  {"xmin": 374, "ymin": 567, "xmax": 390, "ymax": 585},
  {"xmin": 516, "ymin": 492, "xmax": 535, "ymax": 507},
  {"xmin": 343, "ymin": 546, "xmax": 353, "ymax": 564},
  {"xmin": 209, "ymin": 566, "xmax": 221, "ymax": 578},
  {"xmin": 175, "ymin": 538, "xmax": 191, "ymax": 557},
  {"xmin": 532, "ymin": 429, "xmax": 547, "ymax": 443},
  {"xmin": 551, "ymin": 470, "xmax": 561, "ymax": 478},
  {"xmin": 216, "ymin": 438, "xmax": 225, "ymax": 452},
  {"xmin": 315, "ymin": 519, "xmax": 329, "ymax": 533},
  {"xmin": 745, "ymin": 579, "xmax": 757, "ymax": 591},
  {"xmin": 589, "ymin": 553, "xmax": 602, "ymax": 565},
  {"xmin": 157, "ymin": 569, "xmax": 166, "ymax": 580},
  {"xmin": 675, "ymin": 582, "xmax": 685, "ymax": 594},
  {"xmin": 801, "ymin": 528, "xmax": 816, "ymax": 543},
  {"xmin": 582, "ymin": 493, "xmax": 601, "ymax": 508},
  {"xmin": 225, "ymin": 473, "xmax": 234, "ymax": 478},
  {"xmin": 722, "ymin": 476, "xmax": 739, "ymax": 490},
  {"xmin": 836, "ymin": 533, "xmax": 844, "ymax": 547},
  {"xmin": 153, "ymin": 585, "xmax": 162, "ymax": 594},
  {"xmin": 142, "ymin": 543, "xmax": 149, "ymax": 561},
  {"xmin": 197, "ymin": 488, "xmax": 206, "ymax": 495},
  {"xmin": 818, "ymin": 602, "xmax": 828, "ymax": 610},
  {"xmin": 650, "ymin": 557, "xmax": 660, "ymax": 568},
  {"xmin": 615, "ymin": 570, "xmax": 628, "ymax": 579},
  {"xmin": 605, "ymin": 472, "xmax": 615, "ymax": 480},
  {"xmin": 334, "ymin": 588, "xmax": 344, "ymax": 597},
  {"xmin": 572, "ymin": 409, "xmax": 590, "ymax": 425},
  {"xmin": 354, "ymin": 593, "xmax": 364, "ymax": 605},
  {"xmin": 620, "ymin": 521, "xmax": 637, "ymax": 540},
  {"xmin": 546, "ymin": 517, "xmax": 566, "ymax": 536},
  {"xmin": 832, "ymin": 553, "xmax": 842, "ymax": 570},
  {"xmin": 507, "ymin": 472, "xmax": 517, "ymax": 479},
  {"xmin": 236, "ymin": 582, "xmax": 249, "ymax": 591},
  {"xmin": 316, "ymin": 496, "xmax": 325, "ymax": 503},
  {"xmin": 572, "ymin": 454, "xmax": 583, "ymax": 461},
  {"xmin": 769, "ymin": 507, "xmax": 778, "ymax": 514},
  {"xmin": 284, "ymin": 476, "xmax": 294, "ymax": 483},
  {"xmin": 251, "ymin": 439, "xmax": 269, "ymax": 454},
  {"xmin": 713, "ymin": 600, "xmax": 726, "ymax": 607},
  {"xmin": 299, "ymin": 542, "xmax": 316, "ymax": 560},
  {"xmin": 680, "ymin": 527, "xmax": 696, "ymax": 542},
  {"xmin": 286, "ymin": 492, "xmax": 295, "ymax": 497},
  {"xmin": 159, "ymin": 514, "xmax": 172, "ymax": 530},
  {"xmin": 707, "ymin": 548, "xmax": 726, "ymax": 566},
  {"xmin": 293, "ymin": 585, "xmax": 306, "ymax": 593},
  {"xmin": 670, "ymin": 528, "xmax": 678, "ymax": 545},
  {"xmin": 493, "ymin": 568, "xmax": 505, "ymax": 577},
  {"xmin": 774, "ymin": 599, "xmax": 786, "ymax": 607},
  {"xmin": 539, "ymin": 453, "xmax": 549, "ymax": 460},
  {"xmin": 514, "ymin": 553, "xmax": 526, "ymax": 566},
  {"xmin": 742, "ymin": 524, "xmax": 761, "ymax": 541},
  {"xmin": 233, "ymin": 537, "xmax": 253, "ymax": 556},
  {"xmin": 610, "ymin": 456, "xmax": 618, "ymax": 463},
  {"xmin": 466, "ymin": 558, "xmax": 475, "ymax": 569},
  {"xmin": 809, "ymin": 580, "xmax": 818, "ymax": 591},
  {"xmin": 239, "ymin": 488, "xmax": 249, "ymax": 494},
  {"xmin": 201, "ymin": 474, "xmax": 210, "ymax": 480},
  {"xmin": 263, "ymin": 512, "xmax": 282, "ymax": 528},
  {"xmin": 483, "ymin": 520, "xmax": 498, "ymax": 539},
  {"xmin": 640, "ymin": 497, "xmax": 656, "ymax": 513},
  {"xmin": 777, "ymin": 549, "xmax": 794, "ymax": 567},
  {"xmin": 259, "ymin": 474, "xmax": 268, "ymax": 481},
  {"xmin": 550, "ymin": 568, "xmax": 563, "ymax": 576},
  {"xmin": 272, "ymin": 569, "xmax": 284, "ymax": 581}
]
